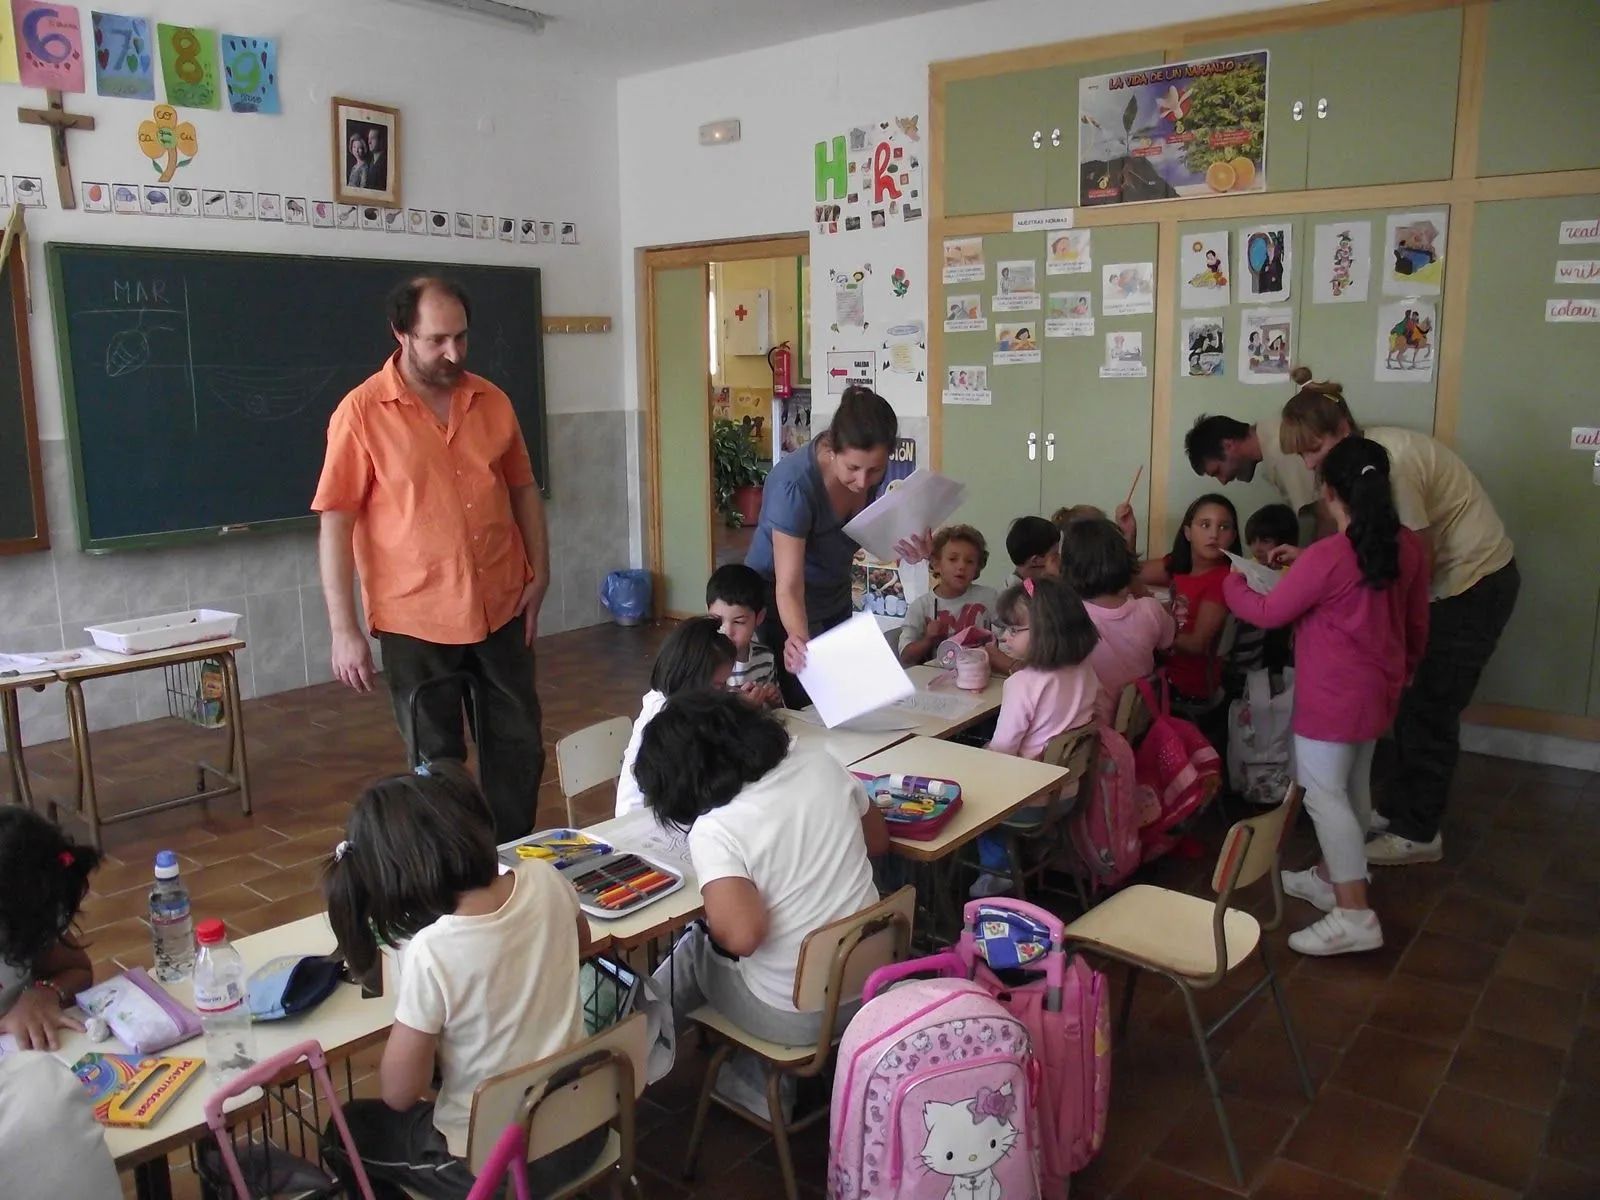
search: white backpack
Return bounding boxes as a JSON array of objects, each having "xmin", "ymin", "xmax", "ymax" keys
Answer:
[{"xmin": 1227, "ymin": 667, "xmax": 1295, "ymax": 805}]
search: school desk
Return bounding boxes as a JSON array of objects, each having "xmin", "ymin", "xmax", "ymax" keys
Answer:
[
  {"xmin": 580, "ymin": 811, "xmax": 706, "ymax": 952},
  {"xmin": 50, "ymin": 637, "xmax": 251, "ymax": 850},
  {"xmin": 901, "ymin": 664, "xmax": 1006, "ymax": 739},
  {"xmin": 0, "ymin": 667, "xmax": 54, "ymax": 809},
  {"xmin": 776, "ymin": 708, "xmax": 913, "ymax": 767}
]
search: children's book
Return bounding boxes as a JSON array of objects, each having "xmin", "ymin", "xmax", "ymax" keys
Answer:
[{"xmin": 71, "ymin": 1052, "xmax": 205, "ymax": 1127}]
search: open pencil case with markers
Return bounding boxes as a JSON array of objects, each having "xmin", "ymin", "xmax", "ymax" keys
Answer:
[
  {"xmin": 852, "ymin": 773, "xmax": 964, "ymax": 841},
  {"xmin": 500, "ymin": 829, "xmax": 685, "ymax": 919}
]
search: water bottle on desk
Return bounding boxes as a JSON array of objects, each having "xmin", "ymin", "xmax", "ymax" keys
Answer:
[
  {"xmin": 192, "ymin": 919, "xmax": 258, "ymax": 1082},
  {"xmin": 149, "ymin": 850, "xmax": 194, "ymax": 982}
]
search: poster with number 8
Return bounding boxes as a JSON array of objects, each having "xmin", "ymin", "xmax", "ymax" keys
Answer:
[
  {"xmin": 11, "ymin": 0, "xmax": 87, "ymax": 92},
  {"xmin": 157, "ymin": 22, "xmax": 219, "ymax": 109}
]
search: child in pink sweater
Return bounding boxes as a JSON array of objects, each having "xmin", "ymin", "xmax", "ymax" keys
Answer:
[
  {"xmin": 1223, "ymin": 438, "xmax": 1429, "ymax": 958},
  {"xmin": 1063, "ymin": 517, "xmax": 1175, "ymax": 723},
  {"xmin": 973, "ymin": 576, "xmax": 1100, "ymax": 896}
]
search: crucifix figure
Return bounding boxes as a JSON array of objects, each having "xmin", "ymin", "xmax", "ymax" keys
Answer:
[{"xmin": 17, "ymin": 89, "xmax": 96, "ymax": 210}]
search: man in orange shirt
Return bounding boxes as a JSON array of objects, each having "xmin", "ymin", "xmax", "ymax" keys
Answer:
[{"xmin": 312, "ymin": 277, "xmax": 549, "ymax": 841}]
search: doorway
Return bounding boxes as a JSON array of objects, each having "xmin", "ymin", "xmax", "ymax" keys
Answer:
[{"xmin": 638, "ymin": 234, "xmax": 808, "ymax": 617}]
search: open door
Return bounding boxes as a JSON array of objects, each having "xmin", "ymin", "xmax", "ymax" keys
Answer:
[{"xmin": 648, "ymin": 264, "xmax": 712, "ymax": 617}]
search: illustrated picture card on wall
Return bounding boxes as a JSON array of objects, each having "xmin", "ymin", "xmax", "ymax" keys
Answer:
[
  {"xmin": 429, "ymin": 210, "xmax": 451, "ymax": 237},
  {"xmin": 11, "ymin": 176, "xmax": 45, "ymax": 207},
  {"xmin": 454, "ymin": 212, "xmax": 474, "ymax": 237},
  {"xmin": 560, "ymin": 222, "xmax": 578, "ymax": 244},
  {"xmin": 140, "ymin": 184, "xmax": 170, "ymax": 215},
  {"xmin": 111, "ymin": 183, "xmax": 139, "ymax": 214},
  {"xmin": 360, "ymin": 205, "xmax": 382, "ymax": 231},
  {"xmin": 284, "ymin": 196, "xmax": 307, "ymax": 224},
  {"xmin": 407, "ymin": 208, "xmax": 426, "ymax": 234},
  {"xmin": 336, "ymin": 203, "xmax": 358, "ymax": 229},
  {"xmin": 498, "ymin": 217, "xmax": 515, "ymax": 242},
  {"xmin": 227, "ymin": 190, "xmax": 254, "ymax": 219},
  {"xmin": 518, "ymin": 218, "xmax": 537, "ymax": 244},
  {"xmin": 538, "ymin": 220, "xmax": 555, "ymax": 243},
  {"xmin": 311, "ymin": 200, "xmax": 334, "ymax": 228},
  {"xmin": 386, "ymin": 208, "xmax": 407, "ymax": 234},
  {"xmin": 332, "ymin": 96, "xmax": 401, "ymax": 208},
  {"xmin": 201, "ymin": 188, "xmax": 227, "ymax": 217},
  {"xmin": 81, "ymin": 181, "xmax": 109, "ymax": 212},
  {"xmin": 257, "ymin": 192, "xmax": 282, "ymax": 221},
  {"xmin": 173, "ymin": 186, "xmax": 198, "ymax": 216},
  {"xmin": 476, "ymin": 214, "xmax": 495, "ymax": 239}
]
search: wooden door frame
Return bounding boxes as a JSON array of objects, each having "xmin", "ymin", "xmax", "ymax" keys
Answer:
[{"xmin": 637, "ymin": 233, "xmax": 809, "ymax": 617}]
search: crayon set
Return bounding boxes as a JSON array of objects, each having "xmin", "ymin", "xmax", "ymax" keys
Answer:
[{"xmin": 568, "ymin": 853, "xmax": 683, "ymax": 917}]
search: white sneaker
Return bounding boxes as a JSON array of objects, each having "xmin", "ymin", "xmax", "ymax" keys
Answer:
[
  {"xmin": 1289, "ymin": 908, "xmax": 1384, "ymax": 956},
  {"xmin": 1365, "ymin": 831, "xmax": 1442, "ymax": 865},
  {"xmin": 969, "ymin": 871, "xmax": 1012, "ymax": 898},
  {"xmin": 1368, "ymin": 812, "xmax": 1390, "ymax": 833},
  {"xmin": 1281, "ymin": 868, "xmax": 1336, "ymax": 912}
]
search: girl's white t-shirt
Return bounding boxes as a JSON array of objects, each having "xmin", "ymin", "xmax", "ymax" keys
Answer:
[
  {"xmin": 614, "ymin": 689, "xmax": 667, "ymax": 817},
  {"xmin": 688, "ymin": 747, "xmax": 879, "ymax": 1013}
]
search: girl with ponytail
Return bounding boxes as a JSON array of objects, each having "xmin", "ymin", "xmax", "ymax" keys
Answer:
[{"xmin": 1221, "ymin": 437, "xmax": 1430, "ymax": 957}]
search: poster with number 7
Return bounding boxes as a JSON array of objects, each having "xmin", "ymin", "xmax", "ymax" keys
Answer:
[
  {"xmin": 157, "ymin": 23, "xmax": 220, "ymax": 109},
  {"xmin": 12, "ymin": 0, "xmax": 87, "ymax": 92}
]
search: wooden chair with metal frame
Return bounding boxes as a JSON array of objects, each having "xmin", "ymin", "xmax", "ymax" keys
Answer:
[
  {"xmin": 554, "ymin": 716, "xmax": 632, "ymax": 825},
  {"xmin": 1059, "ymin": 782, "xmax": 1314, "ymax": 1187},
  {"xmin": 681, "ymin": 885, "xmax": 916, "ymax": 1200},
  {"xmin": 413, "ymin": 1012, "xmax": 651, "ymax": 1200},
  {"xmin": 1113, "ymin": 678, "xmax": 1155, "ymax": 745}
]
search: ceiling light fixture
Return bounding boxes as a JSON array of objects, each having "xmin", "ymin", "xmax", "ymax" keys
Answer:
[{"xmin": 398, "ymin": 0, "xmax": 551, "ymax": 34}]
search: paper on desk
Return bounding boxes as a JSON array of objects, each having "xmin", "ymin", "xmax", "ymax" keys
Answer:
[
  {"xmin": 787, "ymin": 706, "xmax": 919, "ymax": 732},
  {"xmin": 891, "ymin": 690, "xmax": 985, "ymax": 720},
  {"xmin": 1224, "ymin": 550, "xmax": 1282, "ymax": 595},
  {"xmin": 843, "ymin": 469, "xmax": 968, "ymax": 562},
  {"xmin": 0, "ymin": 648, "xmax": 106, "ymax": 672},
  {"xmin": 605, "ymin": 808, "xmax": 693, "ymax": 874},
  {"xmin": 798, "ymin": 612, "xmax": 916, "ymax": 728}
]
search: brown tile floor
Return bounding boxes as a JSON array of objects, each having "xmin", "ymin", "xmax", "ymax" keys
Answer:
[{"xmin": 6, "ymin": 621, "xmax": 1599, "ymax": 1198}]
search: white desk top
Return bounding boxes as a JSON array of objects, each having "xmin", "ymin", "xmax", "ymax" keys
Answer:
[
  {"xmin": 0, "ymin": 668, "xmax": 56, "ymax": 691},
  {"xmin": 56, "ymin": 914, "xmax": 394, "ymax": 1169},
  {"xmin": 776, "ymin": 708, "xmax": 912, "ymax": 767},
  {"xmin": 849, "ymin": 737, "xmax": 1070, "ymax": 863},
  {"xmin": 902, "ymin": 664, "xmax": 1006, "ymax": 738},
  {"xmin": 52, "ymin": 637, "xmax": 247, "ymax": 681}
]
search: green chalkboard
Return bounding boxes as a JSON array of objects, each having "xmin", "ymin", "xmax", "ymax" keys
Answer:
[
  {"xmin": 0, "ymin": 225, "xmax": 47, "ymax": 555},
  {"xmin": 48, "ymin": 243, "xmax": 547, "ymax": 551}
]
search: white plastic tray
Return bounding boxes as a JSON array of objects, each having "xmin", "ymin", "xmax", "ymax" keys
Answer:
[{"xmin": 84, "ymin": 609, "xmax": 242, "ymax": 656}]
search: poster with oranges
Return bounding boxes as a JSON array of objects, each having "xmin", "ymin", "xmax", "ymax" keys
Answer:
[{"xmin": 1078, "ymin": 50, "xmax": 1267, "ymax": 208}]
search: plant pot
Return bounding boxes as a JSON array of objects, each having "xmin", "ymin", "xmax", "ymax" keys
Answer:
[{"xmin": 732, "ymin": 484, "xmax": 764, "ymax": 528}]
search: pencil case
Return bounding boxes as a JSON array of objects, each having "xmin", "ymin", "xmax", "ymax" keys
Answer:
[
  {"xmin": 565, "ymin": 851, "xmax": 685, "ymax": 920},
  {"xmin": 75, "ymin": 968, "xmax": 203, "ymax": 1054},
  {"xmin": 497, "ymin": 828, "xmax": 614, "ymax": 873},
  {"xmin": 853, "ymin": 773, "xmax": 964, "ymax": 841}
]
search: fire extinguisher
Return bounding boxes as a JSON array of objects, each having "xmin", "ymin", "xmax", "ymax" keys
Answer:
[{"xmin": 768, "ymin": 342, "xmax": 793, "ymax": 399}]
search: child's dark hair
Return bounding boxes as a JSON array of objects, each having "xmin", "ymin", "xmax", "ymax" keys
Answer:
[
  {"xmin": 1168, "ymin": 493, "xmax": 1238, "ymax": 575},
  {"xmin": 635, "ymin": 689, "xmax": 792, "ymax": 830},
  {"xmin": 0, "ymin": 807, "xmax": 100, "ymax": 972},
  {"xmin": 1245, "ymin": 503, "xmax": 1300, "ymax": 548},
  {"xmin": 995, "ymin": 576, "xmax": 1099, "ymax": 669},
  {"xmin": 706, "ymin": 563, "xmax": 766, "ymax": 614},
  {"xmin": 1062, "ymin": 518, "xmax": 1137, "ymax": 597},
  {"xmin": 650, "ymin": 616, "xmax": 738, "ymax": 694},
  {"xmin": 932, "ymin": 523, "xmax": 989, "ymax": 572},
  {"xmin": 1005, "ymin": 515, "xmax": 1060, "ymax": 567},
  {"xmin": 825, "ymin": 385, "xmax": 898, "ymax": 452},
  {"xmin": 323, "ymin": 761, "xmax": 498, "ymax": 975},
  {"xmin": 1320, "ymin": 437, "xmax": 1402, "ymax": 588}
]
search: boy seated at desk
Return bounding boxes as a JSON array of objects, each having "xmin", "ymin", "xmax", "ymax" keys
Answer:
[{"xmin": 706, "ymin": 564, "xmax": 782, "ymax": 708}]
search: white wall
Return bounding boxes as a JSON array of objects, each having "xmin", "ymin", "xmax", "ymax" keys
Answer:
[{"xmin": 614, "ymin": 0, "xmax": 1310, "ymax": 558}]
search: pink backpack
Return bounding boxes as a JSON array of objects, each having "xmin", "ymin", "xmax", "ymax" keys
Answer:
[
  {"xmin": 1133, "ymin": 676, "xmax": 1222, "ymax": 861},
  {"xmin": 1068, "ymin": 726, "xmax": 1148, "ymax": 893}
]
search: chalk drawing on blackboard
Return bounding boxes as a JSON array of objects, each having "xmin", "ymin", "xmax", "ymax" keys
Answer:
[
  {"xmin": 192, "ymin": 365, "xmax": 343, "ymax": 422},
  {"xmin": 484, "ymin": 322, "xmax": 510, "ymax": 381},
  {"xmin": 81, "ymin": 308, "xmax": 181, "ymax": 378}
]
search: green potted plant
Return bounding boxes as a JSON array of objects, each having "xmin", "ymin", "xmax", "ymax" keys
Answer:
[{"xmin": 711, "ymin": 418, "xmax": 768, "ymax": 528}]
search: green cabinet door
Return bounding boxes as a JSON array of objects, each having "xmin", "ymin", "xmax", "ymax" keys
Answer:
[
  {"xmin": 939, "ymin": 232, "xmax": 1045, "ymax": 588},
  {"xmin": 1040, "ymin": 223, "xmax": 1158, "ymax": 535},
  {"xmin": 1167, "ymin": 34, "xmax": 1316, "ymax": 193},
  {"xmin": 1479, "ymin": 0, "xmax": 1600, "ymax": 177},
  {"xmin": 1306, "ymin": 9, "xmax": 1462, "ymax": 189},
  {"xmin": 1454, "ymin": 197, "xmax": 1600, "ymax": 716},
  {"xmin": 944, "ymin": 69, "xmax": 1051, "ymax": 217},
  {"xmin": 1039, "ymin": 54, "xmax": 1162, "ymax": 208},
  {"xmin": 653, "ymin": 266, "xmax": 713, "ymax": 617}
]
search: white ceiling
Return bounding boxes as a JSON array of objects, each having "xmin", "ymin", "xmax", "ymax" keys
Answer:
[{"xmin": 395, "ymin": 0, "xmax": 979, "ymax": 77}]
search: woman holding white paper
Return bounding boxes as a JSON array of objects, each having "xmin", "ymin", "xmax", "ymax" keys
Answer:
[{"xmin": 745, "ymin": 386, "xmax": 931, "ymax": 708}]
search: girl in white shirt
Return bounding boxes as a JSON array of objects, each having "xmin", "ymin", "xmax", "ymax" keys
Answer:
[
  {"xmin": 614, "ymin": 617, "xmax": 738, "ymax": 817},
  {"xmin": 322, "ymin": 762, "xmax": 602, "ymax": 1200},
  {"xmin": 635, "ymin": 689, "xmax": 890, "ymax": 1046}
]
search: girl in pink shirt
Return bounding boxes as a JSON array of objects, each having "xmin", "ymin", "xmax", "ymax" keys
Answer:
[
  {"xmin": 1064, "ymin": 517, "xmax": 1176, "ymax": 723},
  {"xmin": 973, "ymin": 576, "xmax": 1101, "ymax": 895},
  {"xmin": 1223, "ymin": 438, "xmax": 1429, "ymax": 958}
]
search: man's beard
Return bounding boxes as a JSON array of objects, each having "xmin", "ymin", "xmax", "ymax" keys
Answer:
[
  {"xmin": 1234, "ymin": 459, "xmax": 1257, "ymax": 483},
  {"xmin": 408, "ymin": 345, "xmax": 462, "ymax": 388}
]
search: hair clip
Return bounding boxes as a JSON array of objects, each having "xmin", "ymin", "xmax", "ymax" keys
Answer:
[
  {"xmin": 57, "ymin": 850, "xmax": 74, "ymax": 868},
  {"xmin": 1022, "ymin": 577, "xmax": 1036, "ymax": 597},
  {"xmin": 334, "ymin": 840, "xmax": 352, "ymax": 862},
  {"xmin": 413, "ymin": 761, "xmax": 432, "ymax": 777},
  {"xmin": 1359, "ymin": 464, "xmax": 1377, "ymax": 476}
]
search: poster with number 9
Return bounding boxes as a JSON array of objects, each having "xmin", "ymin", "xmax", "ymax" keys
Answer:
[
  {"xmin": 221, "ymin": 33, "xmax": 279, "ymax": 114},
  {"xmin": 11, "ymin": 0, "xmax": 87, "ymax": 92},
  {"xmin": 156, "ymin": 22, "xmax": 219, "ymax": 109}
]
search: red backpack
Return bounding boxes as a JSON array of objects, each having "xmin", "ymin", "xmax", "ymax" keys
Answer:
[{"xmin": 1133, "ymin": 676, "xmax": 1222, "ymax": 861}]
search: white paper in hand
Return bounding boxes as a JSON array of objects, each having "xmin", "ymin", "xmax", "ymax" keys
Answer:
[
  {"xmin": 797, "ymin": 612, "xmax": 915, "ymax": 728},
  {"xmin": 1224, "ymin": 550, "xmax": 1282, "ymax": 595},
  {"xmin": 843, "ymin": 470, "xmax": 968, "ymax": 562}
]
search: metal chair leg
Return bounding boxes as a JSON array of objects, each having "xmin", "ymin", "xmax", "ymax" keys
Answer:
[
  {"xmin": 1262, "ymin": 943, "xmax": 1315, "ymax": 1100},
  {"xmin": 1179, "ymin": 983, "xmax": 1244, "ymax": 1187},
  {"xmin": 1004, "ymin": 833, "xmax": 1027, "ymax": 900},
  {"xmin": 682, "ymin": 1041, "xmax": 732, "ymax": 1181},
  {"xmin": 767, "ymin": 1066, "xmax": 800, "ymax": 1200},
  {"xmin": 1116, "ymin": 966, "xmax": 1139, "ymax": 1043}
]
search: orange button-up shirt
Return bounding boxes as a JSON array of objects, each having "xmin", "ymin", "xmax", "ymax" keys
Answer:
[{"xmin": 311, "ymin": 354, "xmax": 537, "ymax": 646}]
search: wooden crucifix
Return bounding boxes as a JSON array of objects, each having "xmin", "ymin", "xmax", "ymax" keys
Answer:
[{"xmin": 17, "ymin": 90, "xmax": 96, "ymax": 210}]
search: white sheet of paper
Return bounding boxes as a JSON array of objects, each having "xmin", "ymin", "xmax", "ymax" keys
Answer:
[
  {"xmin": 1225, "ymin": 550, "xmax": 1282, "ymax": 595},
  {"xmin": 797, "ymin": 612, "xmax": 916, "ymax": 728},
  {"xmin": 604, "ymin": 809, "xmax": 693, "ymax": 873},
  {"xmin": 891, "ymin": 689, "xmax": 985, "ymax": 720},
  {"xmin": 843, "ymin": 469, "xmax": 968, "ymax": 562}
]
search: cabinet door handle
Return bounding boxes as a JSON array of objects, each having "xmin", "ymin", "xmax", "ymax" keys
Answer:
[
  {"xmin": 1027, "ymin": 432, "xmax": 1037, "ymax": 461},
  {"xmin": 1316, "ymin": 97, "xmax": 1329, "ymax": 119},
  {"xmin": 1050, "ymin": 127, "xmax": 1062, "ymax": 147},
  {"xmin": 1031, "ymin": 129, "xmax": 1042, "ymax": 150},
  {"xmin": 1045, "ymin": 432, "xmax": 1057, "ymax": 462},
  {"xmin": 1292, "ymin": 100, "xmax": 1304, "ymax": 122}
]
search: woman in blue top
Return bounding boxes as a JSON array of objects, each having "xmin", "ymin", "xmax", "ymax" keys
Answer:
[{"xmin": 746, "ymin": 386, "xmax": 929, "ymax": 706}]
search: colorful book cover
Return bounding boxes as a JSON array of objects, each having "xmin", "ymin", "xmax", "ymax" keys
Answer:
[{"xmin": 71, "ymin": 1052, "xmax": 204, "ymax": 1127}]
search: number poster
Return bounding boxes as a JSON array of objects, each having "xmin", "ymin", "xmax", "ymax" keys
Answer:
[
  {"xmin": 12, "ymin": 0, "xmax": 87, "ymax": 91},
  {"xmin": 157, "ymin": 23, "xmax": 220, "ymax": 109}
]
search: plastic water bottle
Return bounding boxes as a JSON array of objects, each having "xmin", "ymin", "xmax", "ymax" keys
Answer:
[
  {"xmin": 149, "ymin": 851, "xmax": 194, "ymax": 983},
  {"xmin": 192, "ymin": 919, "xmax": 257, "ymax": 1083}
]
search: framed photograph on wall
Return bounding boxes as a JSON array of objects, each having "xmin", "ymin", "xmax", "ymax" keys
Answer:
[{"xmin": 332, "ymin": 97, "xmax": 402, "ymax": 208}]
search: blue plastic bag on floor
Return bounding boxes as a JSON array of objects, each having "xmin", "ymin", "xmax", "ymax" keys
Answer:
[{"xmin": 600, "ymin": 570, "xmax": 652, "ymax": 626}]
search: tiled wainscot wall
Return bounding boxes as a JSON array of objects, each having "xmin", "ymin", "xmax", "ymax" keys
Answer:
[{"xmin": 1, "ymin": 413, "xmax": 632, "ymax": 747}]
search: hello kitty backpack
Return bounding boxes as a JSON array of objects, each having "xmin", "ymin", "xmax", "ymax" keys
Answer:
[{"xmin": 827, "ymin": 977, "xmax": 1041, "ymax": 1200}]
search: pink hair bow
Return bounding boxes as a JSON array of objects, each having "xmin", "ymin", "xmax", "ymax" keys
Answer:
[{"xmin": 971, "ymin": 1086, "xmax": 1015, "ymax": 1124}]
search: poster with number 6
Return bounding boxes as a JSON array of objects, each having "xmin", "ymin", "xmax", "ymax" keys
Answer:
[
  {"xmin": 157, "ymin": 23, "xmax": 221, "ymax": 109},
  {"xmin": 12, "ymin": 0, "xmax": 87, "ymax": 92}
]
